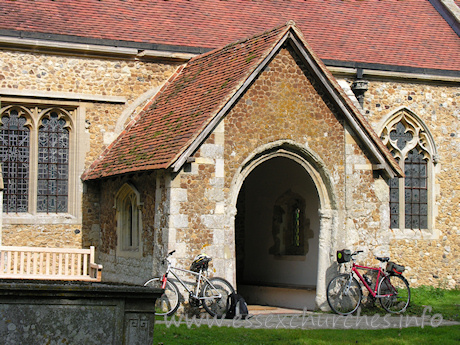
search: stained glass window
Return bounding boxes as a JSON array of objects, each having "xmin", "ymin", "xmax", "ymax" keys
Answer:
[
  {"xmin": 380, "ymin": 110, "xmax": 434, "ymax": 231},
  {"xmin": 37, "ymin": 111, "xmax": 69, "ymax": 213},
  {"xmin": 0, "ymin": 108, "xmax": 30, "ymax": 213}
]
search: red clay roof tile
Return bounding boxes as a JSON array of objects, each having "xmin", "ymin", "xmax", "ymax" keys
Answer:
[
  {"xmin": 82, "ymin": 24, "xmax": 290, "ymax": 179},
  {"xmin": 0, "ymin": 0, "xmax": 458, "ymax": 72},
  {"xmin": 82, "ymin": 23, "xmax": 403, "ymax": 180}
]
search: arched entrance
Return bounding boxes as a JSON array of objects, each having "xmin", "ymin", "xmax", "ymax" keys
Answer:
[{"xmin": 235, "ymin": 154, "xmax": 321, "ymax": 310}]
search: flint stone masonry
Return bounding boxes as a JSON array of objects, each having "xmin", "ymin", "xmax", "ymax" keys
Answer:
[
  {"xmin": 347, "ymin": 77, "xmax": 460, "ymax": 288},
  {"xmin": 1, "ymin": 224, "xmax": 83, "ymax": 248},
  {"xmin": 0, "ymin": 280, "xmax": 162, "ymax": 345},
  {"xmin": 2, "ymin": 16, "xmax": 458, "ymax": 312},
  {"xmin": 95, "ymin": 173, "xmax": 159, "ymax": 283},
  {"xmin": 0, "ymin": 48, "xmax": 178, "ymax": 248}
]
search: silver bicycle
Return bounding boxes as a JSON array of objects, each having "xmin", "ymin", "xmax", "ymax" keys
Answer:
[{"xmin": 144, "ymin": 250, "xmax": 235, "ymax": 317}]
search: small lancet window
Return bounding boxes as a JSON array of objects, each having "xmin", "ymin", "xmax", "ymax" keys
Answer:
[
  {"xmin": 115, "ymin": 182, "xmax": 143, "ymax": 256},
  {"xmin": 269, "ymin": 190, "xmax": 313, "ymax": 256}
]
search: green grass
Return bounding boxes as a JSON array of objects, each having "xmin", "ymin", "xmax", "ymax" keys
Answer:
[
  {"xmin": 153, "ymin": 286, "xmax": 460, "ymax": 344},
  {"xmin": 407, "ymin": 285, "xmax": 460, "ymax": 322},
  {"xmin": 360, "ymin": 285, "xmax": 460, "ymax": 322},
  {"xmin": 153, "ymin": 325, "xmax": 460, "ymax": 345}
]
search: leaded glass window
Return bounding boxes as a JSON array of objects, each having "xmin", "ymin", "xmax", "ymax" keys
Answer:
[
  {"xmin": 269, "ymin": 190, "xmax": 314, "ymax": 256},
  {"xmin": 404, "ymin": 149, "xmax": 428, "ymax": 229},
  {"xmin": 115, "ymin": 183, "xmax": 142, "ymax": 256},
  {"xmin": 0, "ymin": 107, "xmax": 30, "ymax": 213},
  {"xmin": 0, "ymin": 102, "xmax": 75, "ymax": 217},
  {"xmin": 380, "ymin": 109, "xmax": 436, "ymax": 232},
  {"xmin": 37, "ymin": 111, "xmax": 69, "ymax": 213},
  {"xmin": 389, "ymin": 174, "xmax": 399, "ymax": 229}
]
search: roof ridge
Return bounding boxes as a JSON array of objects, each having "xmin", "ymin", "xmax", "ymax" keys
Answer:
[
  {"xmin": 188, "ymin": 21, "xmax": 293, "ymax": 64},
  {"xmin": 287, "ymin": 25, "xmax": 402, "ymax": 175},
  {"xmin": 1, "ymin": 1, "xmax": 459, "ymax": 71},
  {"xmin": 167, "ymin": 23, "xmax": 299, "ymax": 170},
  {"xmin": 83, "ymin": 22, "xmax": 291, "ymax": 180}
]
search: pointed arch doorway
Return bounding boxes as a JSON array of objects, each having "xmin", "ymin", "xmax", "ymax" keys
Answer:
[{"xmin": 235, "ymin": 155, "xmax": 321, "ymax": 310}]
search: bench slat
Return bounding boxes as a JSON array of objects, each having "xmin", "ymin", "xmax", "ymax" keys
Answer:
[{"xmin": 0, "ymin": 246, "xmax": 102, "ymax": 282}]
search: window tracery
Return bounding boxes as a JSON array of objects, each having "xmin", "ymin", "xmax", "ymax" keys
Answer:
[
  {"xmin": 0, "ymin": 103, "xmax": 74, "ymax": 215},
  {"xmin": 380, "ymin": 109, "xmax": 436, "ymax": 232}
]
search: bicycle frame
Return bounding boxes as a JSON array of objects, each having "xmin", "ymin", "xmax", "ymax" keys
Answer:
[
  {"xmin": 161, "ymin": 260, "xmax": 222, "ymax": 301},
  {"xmin": 351, "ymin": 263, "xmax": 393, "ymax": 298}
]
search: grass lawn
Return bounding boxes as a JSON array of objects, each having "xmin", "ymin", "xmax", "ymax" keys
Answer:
[
  {"xmin": 358, "ymin": 284, "xmax": 460, "ymax": 322},
  {"xmin": 153, "ymin": 286, "xmax": 459, "ymax": 344},
  {"xmin": 407, "ymin": 285, "xmax": 460, "ymax": 322},
  {"xmin": 153, "ymin": 324, "xmax": 460, "ymax": 345}
]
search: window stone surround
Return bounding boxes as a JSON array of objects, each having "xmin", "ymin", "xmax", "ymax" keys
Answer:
[{"xmin": 1, "ymin": 96, "xmax": 90, "ymax": 225}]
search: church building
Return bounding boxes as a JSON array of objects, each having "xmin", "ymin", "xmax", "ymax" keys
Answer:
[{"xmin": 0, "ymin": 0, "xmax": 458, "ymax": 310}]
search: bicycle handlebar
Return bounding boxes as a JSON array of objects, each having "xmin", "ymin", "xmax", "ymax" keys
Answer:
[{"xmin": 161, "ymin": 250, "xmax": 176, "ymax": 264}]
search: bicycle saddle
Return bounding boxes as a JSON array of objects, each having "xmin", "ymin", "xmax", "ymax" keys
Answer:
[{"xmin": 375, "ymin": 256, "xmax": 390, "ymax": 262}]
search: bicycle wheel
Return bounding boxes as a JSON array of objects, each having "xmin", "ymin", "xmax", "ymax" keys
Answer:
[
  {"xmin": 144, "ymin": 278, "xmax": 180, "ymax": 316},
  {"xmin": 378, "ymin": 274, "xmax": 410, "ymax": 313},
  {"xmin": 327, "ymin": 274, "xmax": 362, "ymax": 315},
  {"xmin": 200, "ymin": 277, "xmax": 235, "ymax": 318}
]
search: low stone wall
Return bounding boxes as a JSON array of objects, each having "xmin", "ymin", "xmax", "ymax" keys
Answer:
[{"xmin": 0, "ymin": 280, "xmax": 162, "ymax": 345}]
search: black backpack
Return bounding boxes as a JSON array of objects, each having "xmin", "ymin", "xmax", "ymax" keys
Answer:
[{"xmin": 225, "ymin": 292, "xmax": 249, "ymax": 319}]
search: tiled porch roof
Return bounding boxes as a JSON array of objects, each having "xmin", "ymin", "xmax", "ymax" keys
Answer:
[
  {"xmin": 83, "ymin": 24, "xmax": 290, "ymax": 179},
  {"xmin": 82, "ymin": 23, "xmax": 403, "ymax": 180}
]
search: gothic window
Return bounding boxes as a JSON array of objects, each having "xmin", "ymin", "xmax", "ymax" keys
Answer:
[
  {"xmin": 37, "ymin": 112, "xmax": 69, "ymax": 213},
  {"xmin": 380, "ymin": 109, "xmax": 437, "ymax": 232},
  {"xmin": 0, "ymin": 107, "xmax": 30, "ymax": 213},
  {"xmin": 269, "ymin": 190, "xmax": 314, "ymax": 256},
  {"xmin": 115, "ymin": 183, "xmax": 143, "ymax": 256},
  {"xmin": 1, "ymin": 103, "xmax": 75, "ymax": 216}
]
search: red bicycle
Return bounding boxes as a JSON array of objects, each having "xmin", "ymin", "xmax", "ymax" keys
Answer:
[{"xmin": 326, "ymin": 250, "xmax": 410, "ymax": 315}]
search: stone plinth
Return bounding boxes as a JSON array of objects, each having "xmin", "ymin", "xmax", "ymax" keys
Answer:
[{"xmin": 0, "ymin": 280, "xmax": 162, "ymax": 345}]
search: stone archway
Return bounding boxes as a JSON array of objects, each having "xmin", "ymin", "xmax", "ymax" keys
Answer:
[{"xmin": 229, "ymin": 142, "xmax": 336, "ymax": 310}]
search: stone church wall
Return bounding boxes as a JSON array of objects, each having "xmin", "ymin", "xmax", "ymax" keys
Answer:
[
  {"xmin": 90, "ymin": 173, "xmax": 159, "ymax": 284},
  {"xmin": 360, "ymin": 78, "xmax": 459, "ymax": 288},
  {"xmin": 0, "ymin": 48, "xmax": 178, "ymax": 249},
  {"xmin": 1, "ymin": 43, "xmax": 458, "ymax": 289}
]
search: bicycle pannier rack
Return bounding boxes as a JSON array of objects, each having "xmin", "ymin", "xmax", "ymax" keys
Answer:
[
  {"xmin": 386, "ymin": 261, "xmax": 405, "ymax": 274},
  {"xmin": 336, "ymin": 249, "xmax": 352, "ymax": 263}
]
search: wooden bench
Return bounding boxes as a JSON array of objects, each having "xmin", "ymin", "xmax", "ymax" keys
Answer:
[{"xmin": 0, "ymin": 246, "xmax": 103, "ymax": 281}]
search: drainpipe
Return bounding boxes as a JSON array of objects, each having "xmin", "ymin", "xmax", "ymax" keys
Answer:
[{"xmin": 351, "ymin": 69, "xmax": 369, "ymax": 108}]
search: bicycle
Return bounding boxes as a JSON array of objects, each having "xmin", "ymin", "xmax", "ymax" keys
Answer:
[
  {"xmin": 144, "ymin": 250, "xmax": 235, "ymax": 318},
  {"xmin": 326, "ymin": 250, "xmax": 410, "ymax": 315}
]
